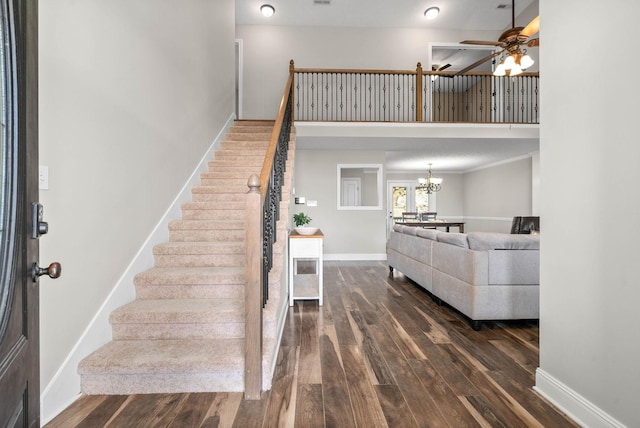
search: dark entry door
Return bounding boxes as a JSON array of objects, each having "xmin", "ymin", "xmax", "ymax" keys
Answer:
[{"xmin": 0, "ymin": 1, "xmax": 55, "ymax": 426}]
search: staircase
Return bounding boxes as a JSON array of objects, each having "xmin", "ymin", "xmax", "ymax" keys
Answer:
[{"xmin": 78, "ymin": 120, "xmax": 294, "ymax": 394}]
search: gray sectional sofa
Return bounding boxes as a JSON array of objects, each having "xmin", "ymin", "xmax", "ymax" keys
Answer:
[{"xmin": 387, "ymin": 225, "xmax": 540, "ymax": 330}]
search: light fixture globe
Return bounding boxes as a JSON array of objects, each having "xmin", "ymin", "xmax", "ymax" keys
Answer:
[
  {"xmin": 424, "ymin": 7, "xmax": 440, "ymax": 20},
  {"xmin": 260, "ymin": 4, "xmax": 275, "ymax": 17},
  {"xmin": 520, "ymin": 54, "xmax": 534, "ymax": 69},
  {"xmin": 493, "ymin": 62, "xmax": 507, "ymax": 76},
  {"xmin": 504, "ymin": 55, "xmax": 516, "ymax": 69}
]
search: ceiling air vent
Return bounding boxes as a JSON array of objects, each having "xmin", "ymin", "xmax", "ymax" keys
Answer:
[
  {"xmin": 496, "ymin": 3, "xmax": 512, "ymax": 8},
  {"xmin": 313, "ymin": 0, "xmax": 331, "ymax": 4}
]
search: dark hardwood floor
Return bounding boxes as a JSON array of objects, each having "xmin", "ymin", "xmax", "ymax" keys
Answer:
[{"xmin": 46, "ymin": 261, "xmax": 577, "ymax": 427}]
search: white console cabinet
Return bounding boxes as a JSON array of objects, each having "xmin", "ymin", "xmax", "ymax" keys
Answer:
[{"xmin": 289, "ymin": 230, "xmax": 324, "ymax": 306}]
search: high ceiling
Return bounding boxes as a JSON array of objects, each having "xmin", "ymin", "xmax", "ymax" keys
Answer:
[
  {"xmin": 236, "ymin": 0, "xmax": 536, "ymax": 31},
  {"xmin": 236, "ymin": 0, "xmax": 540, "ymax": 173}
]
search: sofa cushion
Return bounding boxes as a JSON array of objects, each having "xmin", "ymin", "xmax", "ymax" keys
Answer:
[
  {"xmin": 401, "ymin": 226, "xmax": 419, "ymax": 236},
  {"xmin": 467, "ymin": 232, "xmax": 539, "ymax": 251},
  {"xmin": 393, "ymin": 224, "xmax": 403, "ymax": 233},
  {"xmin": 436, "ymin": 233, "xmax": 469, "ymax": 248},
  {"xmin": 416, "ymin": 228, "xmax": 441, "ymax": 241}
]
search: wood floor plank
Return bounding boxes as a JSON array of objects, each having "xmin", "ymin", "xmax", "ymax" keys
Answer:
[
  {"xmin": 319, "ymin": 334, "xmax": 356, "ymax": 428},
  {"xmin": 298, "ymin": 301, "xmax": 322, "ymax": 384},
  {"xmin": 199, "ymin": 392, "xmax": 243, "ymax": 428},
  {"xmin": 347, "ymin": 309, "xmax": 395, "ymax": 385},
  {"xmin": 461, "ymin": 395, "xmax": 510, "ymax": 428},
  {"xmin": 44, "ymin": 395, "xmax": 109, "ymax": 428},
  {"xmin": 340, "ymin": 345, "xmax": 388, "ymax": 427},
  {"xmin": 367, "ymin": 323, "xmax": 448, "ymax": 428},
  {"xmin": 294, "ymin": 384, "xmax": 324, "ymax": 427},
  {"xmin": 230, "ymin": 391, "xmax": 271, "ymax": 428},
  {"xmin": 166, "ymin": 393, "xmax": 215, "ymax": 428},
  {"xmin": 75, "ymin": 395, "xmax": 130, "ymax": 428},
  {"xmin": 263, "ymin": 345, "xmax": 299, "ymax": 428},
  {"xmin": 438, "ymin": 343, "xmax": 542, "ymax": 427},
  {"xmin": 407, "ymin": 358, "xmax": 482, "ymax": 427},
  {"xmin": 374, "ymin": 384, "xmax": 419, "ymax": 428},
  {"xmin": 105, "ymin": 393, "xmax": 185, "ymax": 427}
]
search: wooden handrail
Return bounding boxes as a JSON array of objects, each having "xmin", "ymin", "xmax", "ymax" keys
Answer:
[
  {"xmin": 244, "ymin": 60, "xmax": 295, "ymax": 400},
  {"xmin": 259, "ymin": 60, "xmax": 295, "ymax": 198}
]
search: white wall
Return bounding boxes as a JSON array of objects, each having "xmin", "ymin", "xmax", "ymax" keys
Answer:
[
  {"xmin": 536, "ymin": 1, "xmax": 640, "ymax": 426},
  {"xmin": 39, "ymin": 0, "xmax": 235, "ymax": 418},
  {"xmin": 463, "ymin": 157, "xmax": 533, "ymax": 233},
  {"xmin": 293, "ymin": 150, "xmax": 387, "ymax": 258},
  {"xmin": 236, "ymin": 25, "xmax": 502, "ymax": 119}
]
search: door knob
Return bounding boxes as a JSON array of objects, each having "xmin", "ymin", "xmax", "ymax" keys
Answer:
[{"xmin": 31, "ymin": 262, "xmax": 62, "ymax": 282}]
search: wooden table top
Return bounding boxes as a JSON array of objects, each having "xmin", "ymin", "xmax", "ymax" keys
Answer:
[{"xmin": 290, "ymin": 229, "xmax": 324, "ymax": 238}]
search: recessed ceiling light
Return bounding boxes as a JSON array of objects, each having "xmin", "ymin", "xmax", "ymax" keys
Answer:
[
  {"xmin": 260, "ymin": 4, "xmax": 275, "ymax": 17},
  {"xmin": 424, "ymin": 7, "xmax": 439, "ymax": 20}
]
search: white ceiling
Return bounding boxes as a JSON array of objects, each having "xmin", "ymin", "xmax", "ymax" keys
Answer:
[
  {"xmin": 236, "ymin": 0, "xmax": 536, "ymax": 31},
  {"xmin": 236, "ymin": 0, "xmax": 540, "ymax": 173}
]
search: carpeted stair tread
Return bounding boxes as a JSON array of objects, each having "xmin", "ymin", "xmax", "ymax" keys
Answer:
[
  {"xmin": 154, "ymin": 241, "xmax": 244, "ymax": 255},
  {"xmin": 78, "ymin": 339, "xmax": 244, "ymax": 375},
  {"xmin": 191, "ymin": 185, "xmax": 251, "ymax": 194},
  {"xmin": 168, "ymin": 219, "xmax": 244, "ymax": 230},
  {"xmin": 110, "ymin": 298, "xmax": 244, "ymax": 324},
  {"xmin": 191, "ymin": 187, "xmax": 247, "ymax": 196},
  {"xmin": 135, "ymin": 266, "xmax": 244, "ymax": 285}
]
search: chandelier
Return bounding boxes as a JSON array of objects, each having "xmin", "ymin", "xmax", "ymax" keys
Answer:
[
  {"xmin": 417, "ymin": 164, "xmax": 443, "ymax": 194},
  {"xmin": 493, "ymin": 48, "xmax": 534, "ymax": 77}
]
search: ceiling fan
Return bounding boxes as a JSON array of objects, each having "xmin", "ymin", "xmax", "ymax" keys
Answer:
[{"xmin": 456, "ymin": 0, "xmax": 539, "ymax": 75}]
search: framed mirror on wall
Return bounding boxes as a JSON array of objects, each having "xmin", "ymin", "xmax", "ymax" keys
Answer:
[{"xmin": 337, "ymin": 164, "xmax": 383, "ymax": 210}]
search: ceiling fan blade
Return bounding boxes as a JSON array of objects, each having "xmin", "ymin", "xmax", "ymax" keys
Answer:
[
  {"xmin": 520, "ymin": 16, "xmax": 540, "ymax": 38},
  {"xmin": 460, "ymin": 40, "xmax": 503, "ymax": 46},
  {"xmin": 455, "ymin": 51, "xmax": 502, "ymax": 75},
  {"xmin": 527, "ymin": 38, "xmax": 540, "ymax": 47}
]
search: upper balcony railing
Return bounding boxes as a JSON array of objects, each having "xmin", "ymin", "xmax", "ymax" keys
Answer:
[{"xmin": 293, "ymin": 61, "xmax": 539, "ymax": 124}]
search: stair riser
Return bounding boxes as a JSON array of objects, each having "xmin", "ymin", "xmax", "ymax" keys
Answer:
[
  {"xmin": 112, "ymin": 323, "xmax": 244, "ymax": 340},
  {"xmin": 220, "ymin": 141, "xmax": 269, "ymax": 150},
  {"xmin": 200, "ymin": 178, "xmax": 249, "ymax": 187},
  {"xmin": 191, "ymin": 185, "xmax": 249, "ymax": 194},
  {"xmin": 212, "ymin": 156, "xmax": 265, "ymax": 165},
  {"xmin": 206, "ymin": 163, "xmax": 260, "ymax": 173},
  {"xmin": 169, "ymin": 230, "xmax": 245, "ymax": 242},
  {"xmin": 169, "ymin": 220, "xmax": 244, "ymax": 231},
  {"xmin": 154, "ymin": 254, "xmax": 244, "ymax": 267},
  {"xmin": 202, "ymin": 171, "xmax": 258, "ymax": 180},
  {"xmin": 191, "ymin": 194, "xmax": 249, "ymax": 204},
  {"xmin": 80, "ymin": 372, "xmax": 244, "ymax": 395},
  {"xmin": 135, "ymin": 284, "xmax": 244, "ymax": 300},
  {"xmin": 225, "ymin": 133, "xmax": 271, "ymax": 141},
  {"xmin": 229, "ymin": 123, "xmax": 273, "ymax": 133},
  {"xmin": 181, "ymin": 210, "xmax": 244, "ymax": 220}
]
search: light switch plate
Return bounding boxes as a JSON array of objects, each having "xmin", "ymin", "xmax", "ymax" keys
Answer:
[{"xmin": 39, "ymin": 165, "xmax": 49, "ymax": 190}]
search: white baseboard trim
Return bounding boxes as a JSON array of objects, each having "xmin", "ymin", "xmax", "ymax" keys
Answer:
[
  {"xmin": 534, "ymin": 368, "xmax": 626, "ymax": 428},
  {"xmin": 462, "ymin": 216, "xmax": 512, "ymax": 222},
  {"xmin": 324, "ymin": 253, "xmax": 387, "ymax": 261},
  {"xmin": 40, "ymin": 113, "xmax": 236, "ymax": 425}
]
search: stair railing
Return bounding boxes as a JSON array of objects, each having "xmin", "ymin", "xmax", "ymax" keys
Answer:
[
  {"xmin": 293, "ymin": 62, "xmax": 539, "ymax": 124},
  {"xmin": 244, "ymin": 60, "xmax": 294, "ymax": 399}
]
